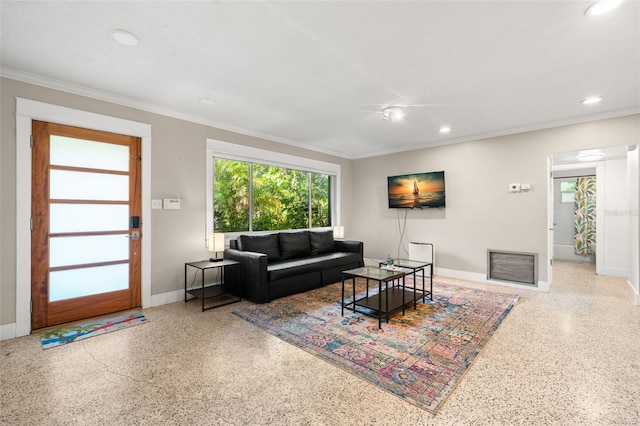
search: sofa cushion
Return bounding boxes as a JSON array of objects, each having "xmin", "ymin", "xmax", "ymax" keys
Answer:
[
  {"xmin": 309, "ymin": 230, "xmax": 335, "ymax": 255},
  {"xmin": 237, "ymin": 234, "xmax": 281, "ymax": 261},
  {"xmin": 279, "ymin": 231, "xmax": 311, "ymax": 259},
  {"xmin": 268, "ymin": 252, "xmax": 362, "ymax": 282}
]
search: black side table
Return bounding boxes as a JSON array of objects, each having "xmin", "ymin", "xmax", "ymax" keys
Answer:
[{"xmin": 184, "ymin": 259, "xmax": 241, "ymax": 311}]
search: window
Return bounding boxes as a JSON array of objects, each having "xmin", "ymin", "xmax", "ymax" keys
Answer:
[
  {"xmin": 560, "ymin": 180, "xmax": 576, "ymax": 203},
  {"xmin": 206, "ymin": 139, "xmax": 340, "ymax": 239}
]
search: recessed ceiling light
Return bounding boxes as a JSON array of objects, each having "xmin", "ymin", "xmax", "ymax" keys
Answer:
[
  {"xmin": 200, "ymin": 98, "xmax": 216, "ymax": 105},
  {"xmin": 581, "ymin": 96, "xmax": 603, "ymax": 105},
  {"xmin": 382, "ymin": 106, "xmax": 404, "ymax": 121},
  {"xmin": 585, "ymin": 0, "xmax": 623, "ymax": 16},
  {"xmin": 111, "ymin": 29, "xmax": 139, "ymax": 46},
  {"xmin": 439, "ymin": 126, "xmax": 451, "ymax": 134}
]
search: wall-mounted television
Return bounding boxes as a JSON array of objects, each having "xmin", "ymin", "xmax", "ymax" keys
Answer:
[{"xmin": 387, "ymin": 171, "xmax": 446, "ymax": 209}]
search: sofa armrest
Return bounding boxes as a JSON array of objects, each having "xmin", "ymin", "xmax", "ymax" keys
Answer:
[
  {"xmin": 224, "ymin": 248, "xmax": 270, "ymax": 303},
  {"xmin": 335, "ymin": 240, "xmax": 364, "ymax": 266}
]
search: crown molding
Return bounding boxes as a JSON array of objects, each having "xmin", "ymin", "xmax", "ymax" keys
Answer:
[
  {"xmin": 3, "ymin": 66, "xmax": 638, "ymax": 162},
  {"xmin": 351, "ymin": 107, "xmax": 640, "ymax": 160},
  {"xmin": 0, "ymin": 66, "xmax": 351, "ymax": 160}
]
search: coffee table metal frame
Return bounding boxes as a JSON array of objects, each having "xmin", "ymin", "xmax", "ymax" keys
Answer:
[
  {"xmin": 378, "ymin": 258, "xmax": 433, "ymax": 307},
  {"xmin": 341, "ymin": 266, "xmax": 416, "ymax": 329}
]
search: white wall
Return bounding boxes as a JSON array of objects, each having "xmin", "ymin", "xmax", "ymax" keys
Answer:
[
  {"xmin": 2, "ymin": 77, "xmax": 638, "ymax": 334},
  {"xmin": 628, "ymin": 146, "xmax": 640, "ymax": 304},
  {"xmin": 0, "ymin": 77, "xmax": 352, "ymax": 331},
  {"xmin": 602, "ymin": 158, "xmax": 629, "ymax": 277},
  {"xmin": 352, "ymin": 135, "xmax": 549, "ymax": 287},
  {"xmin": 350, "ymin": 115, "xmax": 640, "ymax": 291}
]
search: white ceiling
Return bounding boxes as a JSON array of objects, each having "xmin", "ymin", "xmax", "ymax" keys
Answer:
[{"xmin": 1, "ymin": 1, "xmax": 639, "ymax": 159}]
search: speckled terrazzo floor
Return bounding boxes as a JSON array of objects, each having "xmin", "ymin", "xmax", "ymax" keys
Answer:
[{"xmin": 1, "ymin": 261, "xmax": 639, "ymax": 425}]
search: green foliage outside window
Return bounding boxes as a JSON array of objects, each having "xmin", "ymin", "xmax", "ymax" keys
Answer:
[
  {"xmin": 253, "ymin": 164, "xmax": 308, "ymax": 230},
  {"xmin": 213, "ymin": 158, "xmax": 332, "ymax": 232},
  {"xmin": 213, "ymin": 159, "xmax": 249, "ymax": 232},
  {"xmin": 311, "ymin": 173, "xmax": 331, "ymax": 228}
]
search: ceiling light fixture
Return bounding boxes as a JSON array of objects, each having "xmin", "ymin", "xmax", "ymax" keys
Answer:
[
  {"xmin": 111, "ymin": 29, "xmax": 139, "ymax": 46},
  {"xmin": 200, "ymin": 98, "xmax": 216, "ymax": 105},
  {"xmin": 439, "ymin": 126, "xmax": 451, "ymax": 134},
  {"xmin": 581, "ymin": 96, "xmax": 603, "ymax": 105},
  {"xmin": 382, "ymin": 106, "xmax": 404, "ymax": 121},
  {"xmin": 585, "ymin": 0, "xmax": 623, "ymax": 16},
  {"xmin": 578, "ymin": 150, "xmax": 604, "ymax": 161},
  {"xmin": 585, "ymin": 0, "xmax": 622, "ymax": 16}
]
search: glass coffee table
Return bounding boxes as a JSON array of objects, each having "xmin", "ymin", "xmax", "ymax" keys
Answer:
[
  {"xmin": 378, "ymin": 258, "xmax": 433, "ymax": 307},
  {"xmin": 341, "ymin": 266, "xmax": 417, "ymax": 329}
]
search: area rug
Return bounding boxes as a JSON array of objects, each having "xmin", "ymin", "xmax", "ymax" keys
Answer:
[
  {"xmin": 233, "ymin": 279, "xmax": 518, "ymax": 414},
  {"xmin": 40, "ymin": 311, "xmax": 148, "ymax": 349}
]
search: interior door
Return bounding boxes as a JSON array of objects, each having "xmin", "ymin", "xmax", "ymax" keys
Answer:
[{"xmin": 31, "ymin": 120, "xmax": 142, "ymax": 330}]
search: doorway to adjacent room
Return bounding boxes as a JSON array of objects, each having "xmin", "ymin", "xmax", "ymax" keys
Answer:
[
  {"xmin": 548, "ymin": 145, "xmax": 636, "ymax": 285},
  {"xmin": 553, "ymin": 172, "xmax": 597, "ymax": 263}
]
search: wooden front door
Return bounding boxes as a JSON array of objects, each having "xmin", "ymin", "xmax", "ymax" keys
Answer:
[{"xmin": 31, "ymin": 120, "xmax": 142, "ymax": 330}]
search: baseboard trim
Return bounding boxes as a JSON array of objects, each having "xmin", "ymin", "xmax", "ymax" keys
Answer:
[
  {"xmin": 366, "ymin": 264, "xmax": 550, "ymax": 292},
  {"xmin": 151, "ymin": 282, "xmax": 225, "ymax": 307},
  {"xmin": 151, "ymin": 289, "xmax": 184, "ymax": 307},
  {"xmin": 0, "ymin": 265, "xmax": 568, "ymax": 342},
  {"xmin": 0, "ymin": 286, "xmax": 217, "ymax": 341},
  {"xmin": 435, "ymin": 267, "xmax": 549, "ymax": 292},
  {"xmin": 0, "ymin": 291, "xmax": 182, "ymax": 341},
  {"xmin": 1, "ymin": 323, "xmax": 17, "ymax": 341},
  {"xmin": 602, "ymin": 267, "xmax": 628, "ymax": 278},
  {"xmin": 627, "ymin": 280, "xmax": 640, "ymax": 306}
]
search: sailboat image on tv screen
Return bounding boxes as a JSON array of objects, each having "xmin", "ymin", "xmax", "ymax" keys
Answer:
[{"xmin": 387, "ymin": 171, "xmax": 446, "ymax": 209}]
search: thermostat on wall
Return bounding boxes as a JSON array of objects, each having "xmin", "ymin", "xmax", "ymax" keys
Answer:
[{"xmin": 163, "ymin": 198, "xmax": 181, "ymax": 210}]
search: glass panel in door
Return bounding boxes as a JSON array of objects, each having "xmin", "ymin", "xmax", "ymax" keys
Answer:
[{"xmin": 48, "ymin": 135, "xmax": 130, "ymax": 302}]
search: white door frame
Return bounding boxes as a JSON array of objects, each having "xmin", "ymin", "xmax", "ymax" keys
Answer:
[
  {"xmin": 550, "ymin": 161, "xmax": 605, "ymax": 274},
  {"xmin": 547, "ymin": 156, "xmax": 554, "ymax": 285},
  {"xmin": 15, "ymin": 98, "xmax": 152, "ymax": 337}
]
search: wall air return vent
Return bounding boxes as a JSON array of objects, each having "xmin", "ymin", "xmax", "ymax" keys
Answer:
[{"xmin": 487, "ymin": 250, "xmax": 538, "ymax": 286}]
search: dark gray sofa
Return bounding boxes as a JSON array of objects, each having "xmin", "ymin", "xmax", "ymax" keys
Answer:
[{"xmin": 223, "ymin": 229, "xmax": 364, "ymax": 303}]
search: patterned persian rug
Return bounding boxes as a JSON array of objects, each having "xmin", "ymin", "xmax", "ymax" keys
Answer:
[
  {"xmin": 233, "ymin": 279, "xmax": 518, "ymax": 414},
  {"xmin": 40, "ymin": 311, "xmax": 148, "ymax": 349}
]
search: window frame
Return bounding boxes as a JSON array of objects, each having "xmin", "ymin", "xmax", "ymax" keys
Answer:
[{"xmin": 205, "ymin": 139, "xmax": 341, "ymax": 245}]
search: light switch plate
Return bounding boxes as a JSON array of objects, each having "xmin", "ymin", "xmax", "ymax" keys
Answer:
[
  {"xmin": 508, "ymin": 183, "xmax": 521, "ymax": 193},
  {"xmin": 151, "ymin": 199, "xmax": 162, "ymax": 209}
]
